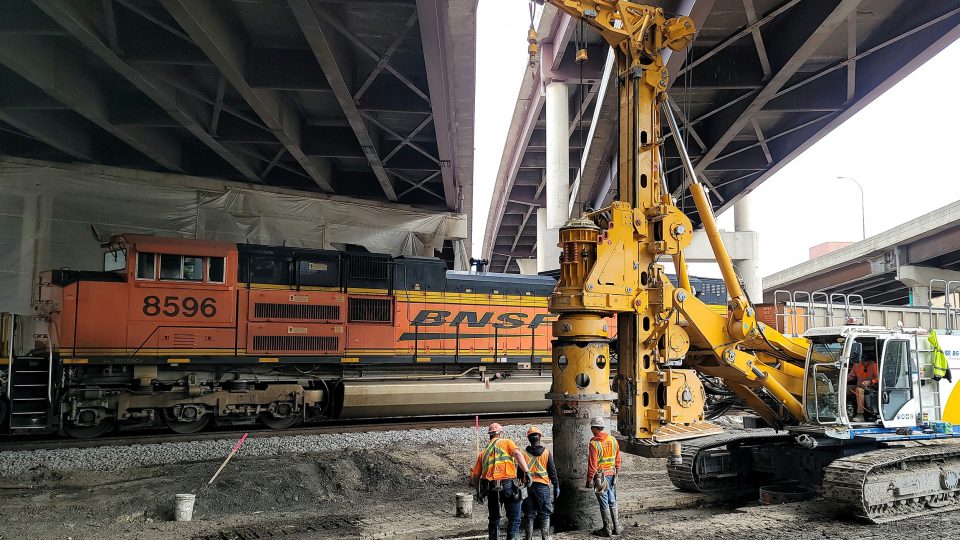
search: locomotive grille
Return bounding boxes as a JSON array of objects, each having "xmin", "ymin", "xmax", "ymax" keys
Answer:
[
  {"xmin": 254, "ymin": 303, "xmax": 340, "ymax": 321},
  {"xmin": 252, "ymin": 335, "xmax": 339, "ymax": 352},
  {"xmin": 348, "ymin": 297, "xmax": 392, "ymax": 323},
  {"xmin": 347, "ymin": 254, "xmax": 390, "ymax": 280}
]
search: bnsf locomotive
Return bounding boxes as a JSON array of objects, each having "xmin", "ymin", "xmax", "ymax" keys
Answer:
[{"xmin": 0, "ymin": 234, "xmax": 726, "ymax": 438}]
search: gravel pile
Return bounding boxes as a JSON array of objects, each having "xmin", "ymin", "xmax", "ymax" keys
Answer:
[{"xmin": 0, "ymin": 423, "xmax": 550, "ymax": 476}]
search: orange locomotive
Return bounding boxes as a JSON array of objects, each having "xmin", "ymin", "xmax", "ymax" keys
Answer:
[{"xmin": 4, "ymin": 234, "xmax": 557, "ymax": 437}]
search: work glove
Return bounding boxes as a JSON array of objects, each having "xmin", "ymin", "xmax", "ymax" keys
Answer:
[
  {"xmin": 524, "ymin": 471, "xmax": 533, "ymax": 485},
  {"xmin": 554, "ymin": 486, "xmax": 560, "ymax": 500}
]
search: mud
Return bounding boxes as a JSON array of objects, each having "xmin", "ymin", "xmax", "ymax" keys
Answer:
[{"xmin": 0, "ymin": 435, "xmax": 956, "ymax": 539}]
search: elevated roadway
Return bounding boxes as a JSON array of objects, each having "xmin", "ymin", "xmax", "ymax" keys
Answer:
[
  {"xmin": 0, "ymin": 0, "xmax": 474, "ymax": 214},
  {"xmin": 764, "ymin": 201, "xmax": 960, "ymax": 306},
  {"xmin": 483, "ymin": 0, "xmax": 960, "ymax": 274}
]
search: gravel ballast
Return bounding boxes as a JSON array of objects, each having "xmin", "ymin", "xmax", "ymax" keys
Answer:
[{"xmin": 0, "ymin": 423, "xmax": 549, "ymax": 475}]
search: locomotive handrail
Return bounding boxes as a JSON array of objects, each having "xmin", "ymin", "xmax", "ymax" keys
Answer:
[{"xmin": 5, "ymin": 313, "xmax": 13, "ymax": 398}]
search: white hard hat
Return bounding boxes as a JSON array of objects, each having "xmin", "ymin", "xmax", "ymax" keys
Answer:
[{"xmin": 590, "ymin": 416, "xmax": 606, "ymax": 429}]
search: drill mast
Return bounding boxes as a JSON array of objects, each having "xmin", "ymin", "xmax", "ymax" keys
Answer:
[{"xmin": 541, "ymin": 0, "xmax": 810, "ymax": 446}]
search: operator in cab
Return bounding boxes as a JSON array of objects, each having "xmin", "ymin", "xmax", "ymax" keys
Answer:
[
  {"xmin": 470, "ymin": 422, "xmax": 532, "ymax": 540},
  {"xmin": 848, "ymin": 343, "xmax": 879, "ymax": 422},
  {"xmin": 585, "ymin": 416, "xmax": 622, "ymax": 537}
]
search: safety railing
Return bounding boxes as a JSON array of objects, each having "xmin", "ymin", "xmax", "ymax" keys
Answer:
[{"xmin": 771, "ymin": 286, "xmax": 960, "ymax": 336}]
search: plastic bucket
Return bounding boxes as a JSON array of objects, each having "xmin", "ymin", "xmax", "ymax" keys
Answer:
[
  {"xmin": 455, "ymin": 492, "xmax": 473, "ymax": 518},
  {"xmin": 174, "ymin": 493, "xmax": 196, "ymax": 522}
]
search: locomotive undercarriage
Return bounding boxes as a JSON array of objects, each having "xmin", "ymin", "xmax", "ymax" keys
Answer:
[
  {"xmin": 6, "ymin": 356, "xmax": 553, "ymax": 437},
  {"xmin": 58, "ymin": 363, "xmax": 329, "ymax": 437}
]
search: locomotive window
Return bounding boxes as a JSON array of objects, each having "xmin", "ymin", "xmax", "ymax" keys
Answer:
[
  {"xmin": 208, "ymin": 257, "xmax": 225, "ymax": 283},
  {"xmin": 136, "ymin": 252, "xmax": 155, "ymax": 280},
  {"xmin": 160, "ymin": 254, "xmax": 181, "ymax": 280},
  {"xmin": 104, "ymin": 249, "xmax": 126, "ymax": 272},
  {"xmin": 159, "ymin": 254, "xmax": 203, "ymax": 281},
  {"xmin": 183, "ymin": 257, "xmax": 203, "ymax": 281}
]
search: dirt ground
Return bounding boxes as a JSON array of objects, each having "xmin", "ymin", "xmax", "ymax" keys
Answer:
[{"xmin": 1, "ymin": 436, "xmax": 958, "ymax": 540}]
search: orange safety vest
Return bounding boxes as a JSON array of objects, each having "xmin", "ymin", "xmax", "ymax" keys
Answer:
[
  {"xmin": 522, "ymin": 449, "xmax": 551, "ymax": 485},
  {"xmin": 850, "ymin": 361, "xmax": 878, "ymax": 385},
  {"xmin": 475, "ymin": 438, "xmax": 519, "ymax": 481},
  {"xmin": 591, "ymin": 433, "xmax": 619, "ymax": 473}
]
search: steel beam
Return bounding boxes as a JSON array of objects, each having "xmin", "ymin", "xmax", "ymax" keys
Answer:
[
  {"xmin": 0, "ymin": 108, "xmax": 93, "ymax": 161},
  {"xmin": 32, "ymin": 0, "xmax": 261, "ymax": 182},
  {"xmin": 286, "ymin": 0, "xmax": 397, "ymax": 201},
  {"xmin": 743, "ymin": 0, "xmax": 772, "ymax": 79},
  {"xmin": 160, "ymin": 0, "xmax": 333, "ymax": 191},
  {"xmin": 0, "ymin": 34, "xmax": 182, "ymax": 171},
  {"xmin": 688, "ymin": 0, "xmax": 861, "ymax": 183},
  {"xmin": 417, "ymin": 0, "xmax": 460, "ymax": 210}
]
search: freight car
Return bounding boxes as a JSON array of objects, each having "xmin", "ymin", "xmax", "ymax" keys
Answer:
[{"xmin": 0, "ymin": 234, "xmax": 727, "ymax": 438}]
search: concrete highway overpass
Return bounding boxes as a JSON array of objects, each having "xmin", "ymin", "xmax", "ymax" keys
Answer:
[
  {"xmin": 0, "ymin": 0, "xmax": 477, "ymax": 313},
  {"xmin": 764, "ymin": 201, "xmax": 960, "ymax": 306},
  {"xmin": 482, "ymin": 0, "xmax": 960, "ymax": 275}
]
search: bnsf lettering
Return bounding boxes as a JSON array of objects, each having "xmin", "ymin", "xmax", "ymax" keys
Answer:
[
  {"xmin": 412, "ymin": 310, "xmax": 556, "ymax": 329},
  {"xmin": 450, "ymin": 311, "xmax": 493, "ymax": 327}
]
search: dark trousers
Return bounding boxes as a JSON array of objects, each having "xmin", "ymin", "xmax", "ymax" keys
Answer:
[
  {"xmin": 488, "ymin": 480, "xmax": 522, "ymax": 538},
  {"xmin": 523, "ymin": 482, "xmax": 553, "ymax": 520}
]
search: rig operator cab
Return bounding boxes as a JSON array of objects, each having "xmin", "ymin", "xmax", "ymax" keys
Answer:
[{"xmin": 800, "ymin": 325, "xmax": 958, "ymax": 440}]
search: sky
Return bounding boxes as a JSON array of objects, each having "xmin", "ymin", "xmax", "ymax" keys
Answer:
[{"xmin": 471, "ymin": 1, "xmax": 960, "ymax": 279}]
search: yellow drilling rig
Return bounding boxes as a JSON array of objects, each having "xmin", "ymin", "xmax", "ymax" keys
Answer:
[{"xmin": 534, "ymin": 0, "xmax": 960, "ymax": 529}]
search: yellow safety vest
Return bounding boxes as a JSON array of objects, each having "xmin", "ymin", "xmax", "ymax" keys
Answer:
[
  {"xmin": 480, "ymin": 439, "xmax": 517, "ymax": 480},
  {"xmin": 929, "ymin": 330, "xmax": 951, "ymax": 381},
  {"xmin": 592, "ymin": 434, "xmax": 619, "ymax": 471},
  {"xmin": 522, "ymin": 449, "xmax": 551, "ymax": 485}
]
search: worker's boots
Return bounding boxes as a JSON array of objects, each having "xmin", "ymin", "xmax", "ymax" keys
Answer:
[
  {"xmin": 488, "ymin": 522, "xmax": 500, "ymax": 540},
  {"xmin": 591, "ymin": 507, "xmax": 613, "ymax": 537},
  {"xmin": 523, "ymin": 518, "xmax": 533, "ymax": 540},
  {"xmin": 610, "ymin": 504, "xmax": 622, "ymax": 535},
  {"xmin": 541, "ymin": 517, "xmax": 552, "ymax": 540}
]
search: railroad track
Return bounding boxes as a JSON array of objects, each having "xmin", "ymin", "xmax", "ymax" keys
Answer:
[{"xmin": 0, "ymin": 413, "xmax": 552, "ymax": 452}]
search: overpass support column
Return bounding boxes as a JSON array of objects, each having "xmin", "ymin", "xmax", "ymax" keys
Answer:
[
  {"xmin": 516, "ymin": 259, "xmax": 538, "ymax": 275},
  {"xmin": 537, "ymin": 208, "xmax": 561, "ymax": 273},
  {"xmin": 897, "ymin": 265, "xmax": 960, "ymax": 307},
  {"xmin": 545, "ymin": 81, "xmax": 569, "ymax": 229},
  {"xmin": 734, "ymin": 194, "xmax": 762, "ymax": 301},
  {"xmin": 537, "ymin": 80, "xmax": 569, "ymax": 273}
]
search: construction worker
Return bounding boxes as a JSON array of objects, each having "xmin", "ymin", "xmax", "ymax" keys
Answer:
[
  {"xmin": 470, "ymin": 422, "xmax": 532, "ymax": 540},
  {"xmin": 585, "ymin": 416, "xmax": 621, "ymax": 537},
  {"xmin": 929, "ymin": 330, "xmax": 953, "ymax": 382},
  {"xmin": 848, "ymin": 349, "xmax": 879, "ymax": 422},
  {"xmin": 521, "ymin": 426, "xmax": 559, "ymax": 540}
]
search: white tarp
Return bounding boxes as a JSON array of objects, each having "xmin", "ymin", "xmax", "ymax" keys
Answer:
[{"xmin": 0, "ymin": 158, "xmax": 467, "ymax": 314}]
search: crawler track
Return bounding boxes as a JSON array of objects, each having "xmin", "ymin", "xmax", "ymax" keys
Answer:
[
  {"xmin": 823, "ymin": 442, "xmax": 960, "ymax": 523},
  {"xmin": 667, "ymin": 429, "xmax": 792, "ymax": 492},
  {"xmin": 0, "ymin": 413, "xmax": 552, "ymax": 452}
]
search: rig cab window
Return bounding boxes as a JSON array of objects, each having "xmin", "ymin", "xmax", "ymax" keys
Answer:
[
  {"xmin": 136, "ymin": 253, "xmax": 156, "ymax": 280},
  {"xmin": 159, "ymin": 254, "xmax": 204, "ymax": 282}
]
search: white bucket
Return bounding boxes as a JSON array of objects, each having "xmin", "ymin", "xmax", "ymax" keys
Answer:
[
  {"xmin": 455, "ymin": 492, "xmax": 473, "ymax": 518},
  {"xmin": 174, "ymin": 493, "xmax": 196, "ymax": 522}
]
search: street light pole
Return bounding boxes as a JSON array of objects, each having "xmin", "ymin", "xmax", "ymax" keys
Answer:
[{"xmin": 836, "ymin": 176, "xmax": 866, "ymax": 240}]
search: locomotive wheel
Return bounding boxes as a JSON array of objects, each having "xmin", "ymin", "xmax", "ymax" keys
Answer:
[
  {"xmin": 63, "ymin": 418, "xmax": 116, "ymax": 439},
  {"xmin": 259, "ymin": 412, "xmax": 299, "ymax": 430},
  {"xmin": 162, "ymin": 410, "xmax": 212, "ymax": 434}
]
